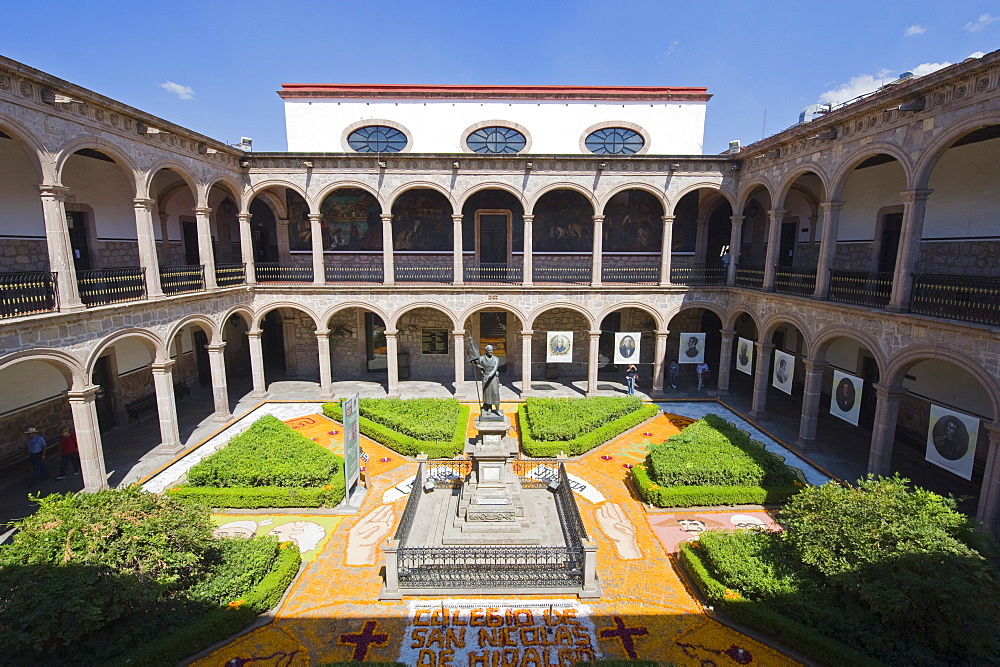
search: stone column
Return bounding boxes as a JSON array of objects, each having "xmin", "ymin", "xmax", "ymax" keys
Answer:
[
  {"xmin": 453, "ymin": 329, "xmax": 467, "ymax": 399},
  {"xmin": 238, "ymin": 213, "xmax": 256, "ymax": 284},
  {"xmin": 38, "ymin": 185, "xmax": 84, "ymax": 310},
  {"xmin": 976, "ymin": 423, "xmax": 1000, "ymax": 533},
  {"xmin": 316, "ymin": 330, "xmax": 333, "ymax": 398},
  {"xmin": 887, "ymin": 189, "xmax": 933, "ymax": 311},
  {"xmin": 276, "ymin": 218, "xmax": 291, "ymax": 263},
  {"xmin": 581, "ymin": 537, "xmax": 600, "ymax": 598},
  {"xmin": 452, "ymin": 214, "xmax": 464, "ymax": 285},
  {"xmin": 795, "ymin": 359, "xmax": 828, "ymax": 451},
  {"xmin": 309, "ymin": 213, "xmax": 325, "ymax": 285},
  {"xmin": 694, "ymin": 216, "xmax": 709, "ymax": 264},
  {"xmin": 748, "ymin": 342, "xmax": 774, "ymax": 420},
  {"xmin": 520, "ymin": 329, "xmax": 533, "ymax": 397},
  {"xmin": 247, "ymin": 329, "xmax": 267, "ymax": 398},
  {"xmin": 134, "ymin": 198, "xmax": 165, "ymax": 297},
  {"xmin": 158, "ymin": 212, "xmax": 170, "ymax": 264},
  {"xmin": 727, "ymin": 215, "xmax": 744, "ymax": 286},
  {"xmin": 867, "ymin": 383, "xmax": 906, "ymax": 475},
  {"xmin": 652, "ymin": 330, "xmax": 669, "ymax": 395},
  {"xmin": 385, "ymin": 329, "xmax": 400, "ymax": 398},
  {"xmin": 67, "ymin": 386, "xmax": 107, "ymax": 492},
  {"xmin": 590, "ymin": 215, "xmax": 604, "ymax": 286},
  {"xmin": 716, "ymin": 329, "xmax": 736, "ymax": 395},
  {"xmin": 812, "ymin": 201, "xmax": 843, "ymax": 298},
  {"xmin": 204, "ymin": 342, "xmax": 232, "ymax": 422},
  {"xmin": 194, "ymin": 206, "xmax": 217, "ymax": 289},
  {"xmin": 658, "ymin": 215, "xmax": 675, "ymax": 286},
  {"xmin": 381, "ymin": 213, "xmax": 394, "ymax": 285},
  {"xmin": 586, "ymin": 329, "xmax": 601, "ymax": 396},
  {"xmin": 762, "ymin": 209, "xmax": 785, "ymax": 291},
  {"xmin": 522, "ymin": 214, "xmax": 534, "ymax": 286},
  {"xmin": 151, "ymin": 361, "xmax": 182, "ymax": 453}
]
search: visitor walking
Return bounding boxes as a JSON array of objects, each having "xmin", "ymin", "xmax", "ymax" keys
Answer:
[
  {"xmin": 696, "ymin": 362, "xmax": 710, "ymax": 390},
  {"xmin": 668, "ymin": 361, "xmax": 680, "ymax": 389},
  {"xmin": 24, "ymin": 427, "xmax": 49, "ymax": 487},
  {"xmin": 57, "ymin": 426, "xmax": 81, "ymax": 479},
  {"xmin": 625, "ymin": 364, "xmax": 637, "ymax": 395}
]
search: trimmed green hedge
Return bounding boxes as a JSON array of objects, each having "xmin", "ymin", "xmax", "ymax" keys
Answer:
[
  {"xmin": 522, "ymin": 396, "xmax": 645, "ymax": 441},
  {"xmin": 519, "ymin": 402, "xmax": 658, "ymax": 457},
  {"xmin": 631, "ymin": 463, "xmax": 798, "ymax": 508},
  {"xmin": 323, "ymin": 399, "xmax": 469, "ymax": 458},
  {"xmin": 355, "ymin": 397, "xmax": 461, "ymax": 440},
  {"xmin": 168, "ymin": 480, "xmax": 345, "ymax": 509},
  {"xmin": 116, "ymin": 544, "xmax": 302, "ymax": 666},
  {"xmin": 678, "ymin": 544, "xmax": 878, "ymax": 667}
]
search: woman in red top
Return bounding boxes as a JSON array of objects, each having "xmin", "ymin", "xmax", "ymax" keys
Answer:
[{"xmin": 57, "ymin": 426, "xmax": 81, "ymax": 479}]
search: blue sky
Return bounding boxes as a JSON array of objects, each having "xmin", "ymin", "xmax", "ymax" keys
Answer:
[{"xmin": 4, "ymin": 1, "xmax": 998, "ymax": 153}]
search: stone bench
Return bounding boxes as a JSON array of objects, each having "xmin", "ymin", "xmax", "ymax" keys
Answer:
[{"xmin": 125, "ymin": 394, "xmax": 157, "ymax": 423}]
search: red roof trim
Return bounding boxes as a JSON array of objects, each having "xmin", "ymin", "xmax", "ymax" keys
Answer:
[{"xmin": 278, "ymin": 83, "xmax": 710, "ymax": 101}]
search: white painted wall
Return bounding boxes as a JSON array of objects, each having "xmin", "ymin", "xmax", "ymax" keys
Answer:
[
  {"xmin": 0, "ymin": 360, "xmax": 67, "ymax": 412},
  {"xmin": 285, "ymin": 99, "xmax": 706, "ymax": 155},
  {"xmin": 925, "ymin": 138, "xmax": 1000, "ymax": 239},
  {"xmin": 837, "ymin": 161, "xmax": 906, "ymax": 240},
  {"xmin": 824, "ymin": 337, "xmax": 863, "ymax": 372},
  {"xmin": 113, "ymin": 338, "xmax": 153, "ymax": 375},
  {"xmin": 903, "ymin": 359, "xmax": 992, "ymax": 419},
  {"xmin": 62, "ymin": 156, "xmax": 136, "ymax": 239},
  {"xmin": 0, "ymin": 138, "xmax": 45, "ymax": 237}
]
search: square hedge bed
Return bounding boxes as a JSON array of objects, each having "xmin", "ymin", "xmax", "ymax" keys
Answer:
[
  {"xmin": 518, "ymin": 396, "xmax": 659, "ymax": 457},
  {"xmin": 631, "ymin": 413, "xmax": 800, "ymax": 507},
  {"xmin": 323, "ymin": 398, "xmax": 469, "ymax": 459},
  {"xmin": 168, "ymin": 415, "xmax": 346, "ymax": 508}
]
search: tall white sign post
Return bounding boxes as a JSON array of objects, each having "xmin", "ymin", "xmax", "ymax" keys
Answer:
[{"xmin": 343, "ymin": 393, "xmax": 361, "ymax": 506}]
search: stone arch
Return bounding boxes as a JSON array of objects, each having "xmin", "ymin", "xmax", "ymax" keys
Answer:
[
  {"xmin": 242, "ymin": 179, "xmax": 308, "ymax": 212},
  {"xmin": 252, "ymin": 302, "xmax": 320, "ymax": 330},
  {"xmin": 456, "ymin": 301, "xmax": 529, "ymax": 330},
  {"xmin": 0, "ymin": 116, "xmax": 48, "ymax": 183},
  {"xmin": 142, "ymin": 160, "xmax": 199, "ymax": 201},
  {"xmin": 598, "ymin": 183, "xmax": 668, "ymax": 214},
  {"xmin": 319, "ymin": 301, "xmax": 391, "ymax": 329},
  {"xmin": 664, "ymin": 300, "xmax": 727, "ymax": 328},
  {"xmin": 884, "ymin": 346, "xmax": 999, "ymax": 420},
  {"xmin": 912, "ymin": 111, "xmax": 1000, "ymax": 189},
  {"xmin": 54, "ymin": 137, "xmax": 141, "ymax": 195},
  {"xmin": 86, "ymin": 328, "xmax": 166, "ymax": 374},
  {"xmin": 672, "ymin": 181, "xmax": 735, "ymax": 216},
  {"xmin": 734, "ymin": 178, "xmax": 774, "ymax": 213},
  {"xmin": 386, "ymin": 181, "xmax": 458, "ymax": 212},
  {"xmin": 388, "ymin": 302, "xmax": 459, "ymax": 330},
  {"xmin": 759, "ymin": 313, "xmax": 813, "ymax": 356},
  {"xmin": 455, "ymin": 181, "xmax": 529, "ymax": 210},
  {"xmin": 0, "ymin": 348, "xmax": 87, "ymax": 390},
  {"xmin": 163, "ymin": 314, "xmax": 222, "ymax": 347},
  {"xmin": 250, "ymin": 189, "xmax": 287, "ymax": 220},
  {"xmin": 595, "ymin": 301, "xmax": 664, "ymax": 331},
  {"xmin": 774, "ymin": 166, "xmax": 831, "ymax": 209},
  {"xmin": 203, "ymin": 175, "xmax": 245, "ymax": 210},
  {"xmin": 526, "ymin": 182, "xmax": 599, "ymax": 213},
  {"xmin": 528, "ymin": 302, "xmax": 597, "ymax": 330},
  {"xmin": 311, "ymin": 180, "xmax": 387, "ymax": 212},
  {"xmin": 810, "ymin": 327, "xmax": 887, "ymax": 376},
  {"xmin": 829, "ymin": 142, "xmax": 914, "ymax": 201},
  {"xmin": 220, "ymin": 305, "xmax": 255, "ymax": 331},
  {"xmin": 723, "ymin": 306, "xmax": 762, "ymax": 333}
]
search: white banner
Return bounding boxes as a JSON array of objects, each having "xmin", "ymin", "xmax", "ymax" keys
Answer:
[
  {"xmin": 613, "ymin": 332, "xmax": 641, "ymax": 365},
  {"xmin": 925, "ymin": 404, "xmax": 980, "ymax": 480},
  {"xmin": 735, "ymin": 337, "xmax": 754, "ymax": 375},
  {"xmin": 678, "ymin": 333, "xmax": 705, "ymax": 364},
  {"xmin": 343, "ymin": 394, "xmax": 361, "ymax": 492},
  {"xmin": 546, "ymin": 331, "xmax": 574, "ymax": 363},
  {"xmin": 772, "ymin": 350, "xmax": 794, "ymax": 395},
  {"xmin": 829, "ymin": 370, "xmax": 863, "ymax": 426}
]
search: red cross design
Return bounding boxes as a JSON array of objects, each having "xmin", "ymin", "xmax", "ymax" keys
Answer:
[
  {"xmin": 599, "ymin": 615, "xmax": 649, "ymax": 660},
  {"xmin": 338, "ymin": 620, "xmax": 389, "ymax": 661}
]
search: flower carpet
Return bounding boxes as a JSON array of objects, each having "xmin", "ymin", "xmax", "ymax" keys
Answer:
[{"xmin": 191, "ymin": 406, "xmax": 800, "ymax": 666}]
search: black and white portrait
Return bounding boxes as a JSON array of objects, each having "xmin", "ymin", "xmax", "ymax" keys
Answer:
[
  {"xmin": 925, "ymin": 404, "xmax": 979, "ymax": 480},
  {"xmin": 736, "ymin": 337, "xmax": 754, "ymax": 375},
  {"xmin": 678, "ymin": 333, "xmax": 705, "ymax": 364},
  {"xmin": 829, "ymin": 370, "xmax": 863, "ymax": 426},
  {"xmin": 614, "ymin": 332, "xmax": 641, "ymax": 365},
  {"xmin": 771, "ymin": 350, "xmax": 794, "ymax": 395}
]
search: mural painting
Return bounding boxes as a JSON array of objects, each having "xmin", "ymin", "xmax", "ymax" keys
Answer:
[
  {"xmin": 391, "ymin": 189, "xmax": 452, "ymax": 251},
  {"xmin": 534, "ymin": 191, "xmax": 593, "ymax": 253},
  {"xmin": 603, "ymin": 190, "xmax": 663, "ymax": 252},
  {"xmin": 287, "ymin": 189, "xmax": 383, "ymax": 252}
]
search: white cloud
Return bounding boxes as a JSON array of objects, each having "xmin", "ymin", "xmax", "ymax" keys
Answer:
[
  {"xmin": 666, "ymin": 40, "xmax": 679, "ymax": 56},
  {"xmin": 963, "ymin": 13, "xmax": 996, "ymax": 31},
  {"xmin": 158, "ymin": 81, "xmax": 195, "ymax": 100},
  {"xmin": 818, "ymin": 61, "xmax": 952, "ymax": 105},
  {"xmin": 904, "ymin": 24, "xmax": 926, "ymax": 36},
  {"xmin": 908, "ymin": 61, "xmax": 952, "ymax": 77}
]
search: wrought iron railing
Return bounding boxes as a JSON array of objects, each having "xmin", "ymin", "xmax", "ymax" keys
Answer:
[
  {"xmin": 463, "ymin": 263, "xmax": 522, "ymax": 284},
  {"xmin": 394, "ymin": 266, "xmax": 453, "ymax": 283},
  {"xmin": 511, "ymin": 459, "xmax": 560, "ymax": 489},
  {"xmin": 0, "ymin": 271, "xmax": 58, "ymax": 318},
  {"xmin": 601, "ymin": 266, "xmax": 659, "ymax": 284},
  {"xmin": 671, "ymin": 264, "xmax": 725, "ymax": 286},
  {"xmin": 395, "ymin": 545, "xmax": 584, "ymax": 588},
  {"xmin": 532, "ymin": 266, "xmax": 592, "ymax": 284},
  {"xmin": 78, "ymin": 267, "xmax": 145, "ymax": 306},
  {"xmin": 394, "ymin": 462, "xmax": 424, "ymax": 547},
  {"xmin": 426, "ymin": 459, "xmax": 472, "ymax": 488},
  {"xmin": 910, "ymin": 273, "xmax": 1000, "ymax": 326},
  {"xmin": 325, "ymin": 266, "xmax": 384, "ymax": 283},
  {"xmin": 734, "ymin": 263, "xmax": 765, "ymax": 289},
  {"xmin": 160, "ymin": 264, "xmax": 205, "ymax": 295},
  {"xmin": 774, "ymin": 267, "xmax": 817, "ymax": 296},
  {"xmin": 215, "ymin": 263, "xmax": 245, "ymax": 287},
  {"xmin": 553, "ymin": 464, "xmax": 589, "ymax": 544},
  {"xmin": 828, "ymin": 270, "xmax": 893, "ymax": 308},
  {"xmin": 255, "ymin": 263, "xmax": 313, "ymax": 283}
]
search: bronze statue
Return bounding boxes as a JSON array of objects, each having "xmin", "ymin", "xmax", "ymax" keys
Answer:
[{"xmin": 467, "ymin": 336, "xmax": 502, "ymax": 419}]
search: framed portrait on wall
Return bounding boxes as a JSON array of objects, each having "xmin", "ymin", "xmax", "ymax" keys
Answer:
[
  {"xmin": 678, "ymin": 333, "xmax": 705, "ymax": 364},
  {"xmin": 772, "ymin": 350, "xmax": 794, "ymax": 395},
  {"xmin": 829, "ymin": 370, "xmax": 863, "ymax": 426},
  {"xmin": 925, "ymin": 404, "xmax": 979, "ymax": 480},
  {"xmin": 547, "ymin": 331, "xmax": 574, "ymax": 363},
  {"xmin": 735, "ymin": 337, "xmax": 754, "ymax": 375},
  {"xmin": 614, "ymin": 332, "xmax": 641, "ymax": 365}
]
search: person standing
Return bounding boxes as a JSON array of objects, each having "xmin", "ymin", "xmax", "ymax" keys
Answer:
[
  {"xmin": 24, "ymin": 427, "xmax": 50, "ymax": 487},
  {"xmin": 668, "ymin": 361, "xmax": 680, "ymax": 389},
  {"xmin": 625, "ymin": 364, "xmax": 638, "ymax": 395},
  {"xmin": 696, "ymin": 361, "xmax": 710, "ymax": 390},
  {"xmin": 56, "ymin": 426, "xmax": 81, "ymax": 480}
]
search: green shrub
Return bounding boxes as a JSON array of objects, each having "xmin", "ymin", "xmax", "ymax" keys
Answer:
[
  {"xmin": 187, "ymin": 535, "xmax": 282, "ymax": 605},
  {"xmin": 167, "ymin": 482, "xmax": 345, "ymax": 509},
  {"xmin": 519, "ymin": 403, "xmax": 658, "ymax": 457},
  {"xmin": 631, "ymin": 463, "xmax": 798, "ymax": 507},
  {"xmin": 522, "ymin": 396, "xmax": 644, "ymax": 441},
  {"xmin": 359, "ymin": 397, "xmax": 461, "ymax": 440},
  {"xmin": 645, "ymin": 414, "xmax": 795, "ymax": 487},
  {"xmin": 323, "ymin": 400, "xmax": 469, "ymax": 458},
  {"xmin": 186, "ymin": 415, "xmax": 343, "ymax": 488}
]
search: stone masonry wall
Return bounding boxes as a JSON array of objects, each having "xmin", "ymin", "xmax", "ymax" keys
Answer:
[
  {"xmin": 397, "ymin": 308, "xmax": 454, "ymax": 381},
  {"xmin": 0, "ymin": 395, "xmax": 71, "ymax": 466},
  {"xmin": 0, "ymin": 238, "xmax": 50, "ymax": 272},
  {"xmin": 832, "ymin": 242, "xmax": 874, "ymax": 272},
  {"xmin": 530, "ymin": 308, "xmax": 589, "ymax": 383},
  {"xmin": 916, "ymin": 240, "xmax": 1000, "ymax": 277},
  {"xmin": 328, "ymin": 308, "xmax": 368, "ymax": 380},
  {"xmin": 96, "ymin": 240, "xmax": 140, "ymax": 269}
]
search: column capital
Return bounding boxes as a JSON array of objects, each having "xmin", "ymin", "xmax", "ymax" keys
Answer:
[
  {"xmin": 247, "ymin": 329, "xmax": 263, "ymax": 338},
  {"xmin": 451, "ymin": 214, "xmax": 463, "ymax": 224},
  {"xmin": 661, "ymin": 215, "xmax": 676, "ymax": 224},
  {"xmin": 900, "ymin": 188, "xmax": 934, "ymax": 203},
  {"xmin": 151, "ymin": 360, "xmax": 176, "ymax": 374},
  {"xmin": 873, "ymin": 382, "xmax": 907, "ymax": 399},
  {"xmin": 728, "ymin": 215, "xmax": 745, "ymax": 224},
  {"xmin": 802, "ymin": 359, "xmax": 830, "ymax": 373},
  {"xmin": 720, "ymin": 328, "xmax": 736, "ymax": 339},
  {"xmin": 451, "ymin": 329, "xmax": 465, "ymax": 336},
  {"xmin": 767, "ymin": 208, "xmax": 787, "ymax": 220},
  {"xmin": 588, "ymin": 329, "xmax": 602, "ymax": 337},
  {"xmin": 195, "ymin": 206, "xmax": 213, "ymax": 217},
  {"xmin": 380, "ymin": 213, "xmax": 394, "ymax": 223},
  {"xmin": 314, "ymin": 329, "xmax": 330, "ymax": 338},
  {"xmin": 38, "ymin": 184, "xmax": 70, "ymax": 199},
  {"xmin": 133, "ymin": 197, "xmax": 155, "ymax": 210},
  {"xmin": 819, "ymin": 200, "xmax": 844, "ymax": 212},
  {"xmin": 984, "ymin": 421, "xmax": 1000, "ymax": 440},
  {"xmin": 205, "ymin": 342, "xmax": 227, "ymax": 353},
  {"xmin": 238, "ymin": 213, "xmax": 252, "ymax": 224},
  {"xmin": 592, "ymin": 215, "xmax": 605, "ymax": 223},
  {"xmin": 654, "ymin": 329, "xmax": 670, "ymax": 339},
  {"xmin": 520, "ymin": 329, "xmax": 534, "ymax": 337},
  {"xmin": 522, "ymin": 214, "xmax": 534, "ymax": 223},
  {"xmin": 307, "ymin": 213, "xmax": 322, "ymax": 222},
  {"xmin": 67, "ymin": 385, "xmax": 100, "ymax": 402},
  {"xmin": 755, "ymin": 341, "xmax": 775, "ymax": 353},
  {"xmin": 384, "ymin": 329, "xmax": 398, "ymax": 338}
]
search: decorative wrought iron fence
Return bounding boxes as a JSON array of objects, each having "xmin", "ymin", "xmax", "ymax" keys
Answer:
[
  {"xmin": 463, "ymin": 263, "xmax": 522, "ymax": 284},
  {"xmin": 511, "ymin": 459, "xmax": 560, "ymax": 489},
  {"xmin": 160, "ymin": 264, "xmax": 205, "ymax": 294},
  {"xmin": 734, "ymin": 263, "xmax": 765, "ymax": 289},
  {"xmin": 394, "ymin": 545, "xmax": 584, "ymax": 588},
  {"xmin": 394, "ymin": 462, "xmax": 424, "ymax": 547},
  {"xmin": 394, "ymin": 266, "xmax": 453, "ymax": 283},
  {"xmin": 426, "ymin": 460, "xmax": 472, "ymax": 488},
  {"xmin": 671, "ymin": 264, "xmax": 725, "ymax": 286},
  {"xmin": 325, "ymin": 266, "xmax": 383, "ymax": 283},
  {"xmin": 828, "ymin": 270, "xmax": 893, "ymax": 308},
  {"xmin": 532, "ymin": 265, "xmax": 591, "ymax": 284},
  {"xmin": 601, "ymin": 266, "xmax": 659, "ymax": 284},
  {"xmin": 774, "ymin": 267, "xmax": 817, "ymax": 296},
  {"xmin": 78, "ymin": 267, "xmax": 146, "ymax": 306},
  {"xmin": 553, "ymin": 463, "xmax": 589, "ymax": 544},
  {"xmin": 0, "ymin": 271, "xmax": 57, "ymax": 318},
  {"xmin": 910, "ymin": 273, "xmax": 1000, "ymax": 326},
  {"xmin": 215, "ymin": 263, "xmax": 246, "ymax": 287},
  {"xmin": 255, "ymin": 263, "xmax": 313, "ymax": 283}
]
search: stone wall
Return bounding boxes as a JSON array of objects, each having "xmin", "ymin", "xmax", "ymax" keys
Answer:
[
  {"xmin": 0, "ymin": 237, "xmax": 50, "ymax": 272},
  {"xmin": 0, "ymin": 395, "xmax": 71, "ymax": 465},
  {"xmin": 325, "ymin": 253, "xmax": 383, "ymax": 268},
  {"xmin": 397, "ymin": 308, "xmax": 454, "ymax": 381},
  {"xmin": 96, "ymin": 240, "xmax": 140, "ymax": 269},
  {"xmin": 529, "ymin": 308, "xmax": 589, "ymax": 383},
  {"xmin": 394, "ymin": 253, "xmax": 452, "ymax": 269},
  {"xmin": 832, "ymin": 242, "xmax": 874, "ymax": 272},
  {"xmin": 328, "ymin": 308, "xmax": 368, "ymax": 380},
  {"xmin": 284, "ymin": 309, "xmax": 319, "ymax": 380},
  {"xmin": 916, "ymin": 240, "xmax": 1000, "ymax": 277}
]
